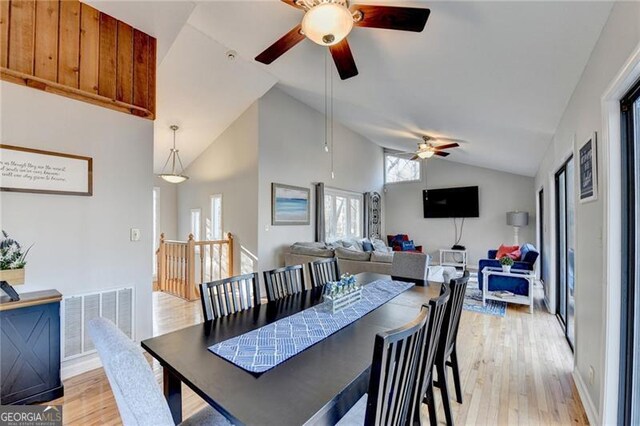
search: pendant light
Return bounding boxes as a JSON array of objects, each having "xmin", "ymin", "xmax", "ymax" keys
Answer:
[{"xmin": 158, "ymin": 125, "xmax": 189, "ymax": 184}]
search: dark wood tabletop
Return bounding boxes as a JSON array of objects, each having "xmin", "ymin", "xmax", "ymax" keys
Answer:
[{"xmin": 141, "ymin": 273, "xmax": 438, "ymax": 426}]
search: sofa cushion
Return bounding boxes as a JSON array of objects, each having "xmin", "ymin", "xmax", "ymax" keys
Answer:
[
  {"xmin": 340, "ymin": 239, "xmax": 364, "ymax": 251},
  {"xmin": 290, "ymin": 245, "xmax": 334, "ymax": 258},
  {"xmin": 370, "ymin": 251, "xmax": 394, "ymax": 263},
  {"xmin": 292, "ymin": 241, "xmax": 327, "ymax": 249},
  {"xmin": 372, "ymin": 238, "xmax": 392, "ymax": 252},
  {"xmin": 335, "ymin": 247, "xmax": 371, "ymax": 261}
]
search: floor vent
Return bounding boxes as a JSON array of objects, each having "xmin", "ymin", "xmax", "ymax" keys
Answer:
[{"xmin": 61, "ymin": 287, "xmax": 134, "ymax": 360}]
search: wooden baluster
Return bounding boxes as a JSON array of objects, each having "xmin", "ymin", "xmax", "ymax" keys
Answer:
[
  {"xmin": 187, "ymin": 234, "xmax": 196, "ymax": 300},
  {"xmin": 209, "ymin": 242, "xmax": 214, "ymax": 282},
  {"xmin": 228, "ymin": 233, "xmax": 234, "ymax": 276},
  {"xmin": 158, "ymin": 233, "xmax": 166, "ymax": 293}
]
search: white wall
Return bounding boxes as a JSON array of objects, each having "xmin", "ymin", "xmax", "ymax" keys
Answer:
[
  {"xmin": 176, "ymin": 103, "xmax": 259, "ymax": 275},
  {"xmin": 534, "ymin": 2, "xmax": 640, "ymax": 422},
  {"xmin": 0, "ymin": 82, "xmax": 154, "ymax": 375},
  {"xmin": 257, "ymin": 88, "xmax": 384, "ymax": 270},
  {"xmin": 385, "ymin": 160, "xmax": 535, "ymax": 265},
  {"xmin": 154, "ymin": 177, "xmax": 178, "ymax": 241}
]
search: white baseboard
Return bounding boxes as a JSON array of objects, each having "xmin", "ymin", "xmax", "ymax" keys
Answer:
[
  {"xmin": 573, "ymin": 369, "xmax": 599, "ymax": 425},
  {"xmin": 61, "ymin": 353, "xmax": 102, "ymax": 380}
]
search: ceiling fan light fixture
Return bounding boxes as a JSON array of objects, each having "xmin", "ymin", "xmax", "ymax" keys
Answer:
[
  {"xmin": 417, "ymin": 150, "xmax": 435, "ymax": 159},
  {"xmin": 301, "ymin": 2, "xmax": 354, "ymax": 46}
]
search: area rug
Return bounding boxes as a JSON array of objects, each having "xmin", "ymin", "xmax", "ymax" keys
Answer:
[{"xmin": 463, "ymin": 285, "xmax": 507, "ymax": 317}]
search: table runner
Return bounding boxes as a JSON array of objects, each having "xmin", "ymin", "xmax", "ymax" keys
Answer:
[{"xmin": 208, "ymin": 279, "xmax": 414, "ymax": 373}]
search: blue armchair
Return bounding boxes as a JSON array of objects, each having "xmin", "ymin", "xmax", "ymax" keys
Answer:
[{"xmin": 478, "ymin": 243, "xmax": 539, "ymax": 296}]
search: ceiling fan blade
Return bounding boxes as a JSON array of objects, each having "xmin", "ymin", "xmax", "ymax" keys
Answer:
[
  {"xmin": 280, "ymin": 0, "xmax": 304, "ymax": 9},
  {"xmin": 351, "ymin": 5, "xmax": 430, "ymax": 32},
  {"xmin": 434, "ymin": 143, "xmax": 460, "ymax": 150},
  {"xmin": 410, "ymin": 154, "xmax": 419, "ymax": 161},
  {"xmin": 329, "ymin": 38, "xmax": 359, "ymax": 80},
  {"xmin": 255, "ymin": 25, "xmax": 305, "ymax": 64},
  {"xmin": 434, "ymin": 151, "xmax": 450, "ymax": 157}
]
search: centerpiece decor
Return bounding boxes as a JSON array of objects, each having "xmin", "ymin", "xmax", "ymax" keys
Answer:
[
  {"xmin": 499, "ymin": 256, "xmax": 514, "ymax": 273},
  {"xmin": 0, "ymin": 231, "xmax": 32, "ymax": 285},
  {"xmin": 323, "ymin": 273, "xmax": 362, "ymax": 313}
]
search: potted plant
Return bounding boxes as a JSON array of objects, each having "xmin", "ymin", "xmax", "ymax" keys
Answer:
[
  {"xmin": 0, "ymin": 231, "xmax": 32, "ymax": 285},
  {"xmin": 499, "ymin": 256, "xmax": 514, "ymax": 273}
]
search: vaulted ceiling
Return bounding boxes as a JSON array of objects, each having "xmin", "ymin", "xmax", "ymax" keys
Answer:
[{"xmin": 91, "ymin": 1, "xmax": 613, "ymax": 177}]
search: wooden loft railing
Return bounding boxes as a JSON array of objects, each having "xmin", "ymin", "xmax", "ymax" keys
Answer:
[{"xmin": 156, "ymin": 233, "xmax": 234, "ymax": 301}]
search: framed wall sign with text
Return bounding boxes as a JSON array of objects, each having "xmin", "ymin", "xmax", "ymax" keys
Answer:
[
  {"xmin": 578, "ymin": 133, "xmax": 597, "ymax": 203},
  {"xmin": 0, "ymin": 145, "xmax": 93, "ymax": 196}
]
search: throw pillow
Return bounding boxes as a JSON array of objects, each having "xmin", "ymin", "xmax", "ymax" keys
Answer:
[
  {"xmin": 401, "ymin": 240, "xmax": 416, "ymax": 251},
  {"xmin": 362, "ymin": 241, "xmax": 374, "ymax": 252},
  {"xmin": 496, "ymin": 244, "xmax": 520, "ymax": 260},
  {"xmin": 372, "ymin": 238, "xmax": 391, "ymax": 252}
]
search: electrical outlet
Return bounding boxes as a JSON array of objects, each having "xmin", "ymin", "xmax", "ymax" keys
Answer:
[
  {"xmin": 130, "ymin": 228, "xmax": 141, "ymax": 242},
  {"xmin": 588, "ymin": 366, "xmax": 595, "ymax": 385}
]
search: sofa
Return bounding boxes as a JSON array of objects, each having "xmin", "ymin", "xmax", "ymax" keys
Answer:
[
  {"xmin": 283, "ymin": 239, "xmax": 432, "ymax": 285},
  {"xmin": 478, "ymin": 243, "xmax": 539, "ymax": 296}
]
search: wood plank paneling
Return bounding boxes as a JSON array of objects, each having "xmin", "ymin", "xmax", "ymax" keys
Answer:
[
  {"xmin": 98, "ymin": 12, "xmax": 117, "ymax": 99},
  {"xmin": 148, "ymin": 36, "xmax": 157, "ymax": 115},
  {"xmin": 116, "ymin": 22, "xmax": 133, "ymax": 104},
  {"xmin": 132, "ymin": 29, "xmax": 149, "ymax": 109},
  {"xmin": 34, "ymin": 0, "xmax": 59, "ymax": 81},
  {"xmin": 2, "ymin": 0, "xmax": 155, "ymax": 119},
  {"xmin": 58, "ymin": 0, "xmax": 80, "ymax": 87},
  {"xmin": 0, "ymin": 0, "xmax": 10, "ymax": 68},
  {"xmin": 79, "ymin": 3, "xmax": 99, "ymax": 93},
  {"xmin": 8, "ymin": 0, "xmax": 35, "ymax": 74}
]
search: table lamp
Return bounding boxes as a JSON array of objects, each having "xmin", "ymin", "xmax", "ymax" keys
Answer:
[{"xmin": 506, "ymin": 211, "xmax": 529, "ymax": 246}]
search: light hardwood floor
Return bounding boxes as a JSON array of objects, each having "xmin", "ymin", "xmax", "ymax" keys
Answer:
[{"xmin": 49, "ymin": 287, "xmax": 588, "ymax": 425}]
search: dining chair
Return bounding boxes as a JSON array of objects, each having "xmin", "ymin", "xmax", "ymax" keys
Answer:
[
  {"xmin": 263, "ymin": 264, "xmax": 305, "ymax": 302},
  {"xmin": 308, "ymin": 258, "xmax": 340, "ymax": 288},
  {"xmin": 411, "ymin": 284, "xmax": 452, "ymax": 426},
  {"xmin": 434, "ymin": 271, "xmax": 470, "ymax": 426},
  {"xmin": 337, "ymin": 305, "xmax": 432, "ymax": 426},
  {"xmin": 200, "ymin": 273, "xmax": 261, "ymax": 321},
  {"xmin": 87, "ymin": 317, "xmax": 230, "ymax": 426}
]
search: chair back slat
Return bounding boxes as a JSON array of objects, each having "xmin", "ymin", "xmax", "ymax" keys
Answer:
[
  {"xmin": 199, "ymin": 273, "xmax": 261, "ymax": 321},
  {"xmin": 411, "ymin": 285, "xmax": 451, "ymax": 424},
  {"xmin": 263, "ymin": 265, "xmax": 305, "ymax": 302},
  {"xmin": 439, "ymin": 271, "xmax": 470, "ymax": 359},
  {"xmin": 309, "ymin": 258, "xmax": 340, "ymax": 288},
  {"xmin": 365, "ymin": 305, "xmax": 431, "ymax": 426}
]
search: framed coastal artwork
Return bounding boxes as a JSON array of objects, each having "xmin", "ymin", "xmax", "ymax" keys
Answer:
[
  {"xmin": 578, "ymin": 132, "xmax": 597, "ymax": 203},
  {"xmin": 0, "ymin": 145, "xmax": 93, "ymax": 196},
  {"xmin": 272, "ymin": 183, "xmax": 310, "ymax": 226}
]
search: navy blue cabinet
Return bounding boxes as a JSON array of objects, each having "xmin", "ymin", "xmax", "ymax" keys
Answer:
[{"xmin": 0, "ymin": 290, "xmax": 64, "ymax": 404}]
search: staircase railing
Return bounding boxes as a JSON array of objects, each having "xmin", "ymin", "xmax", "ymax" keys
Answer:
[{"xmin": 156, "ymin": 233, "xmax": 234, "ymax": 301}]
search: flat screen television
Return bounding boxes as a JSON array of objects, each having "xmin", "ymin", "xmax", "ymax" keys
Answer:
[{"xmin": 423, "ymin": 186, "xmax": 479, "ymax": 218}]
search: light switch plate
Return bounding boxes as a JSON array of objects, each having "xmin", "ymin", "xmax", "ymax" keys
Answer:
[{"xmin": 130, "ymin": 228, "xmax": 141, "ymax": 242}]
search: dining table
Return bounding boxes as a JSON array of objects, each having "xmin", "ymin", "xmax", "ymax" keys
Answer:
[{"xmin": 141, "ymin": 272, "xmax": 437, "ymax": 426}]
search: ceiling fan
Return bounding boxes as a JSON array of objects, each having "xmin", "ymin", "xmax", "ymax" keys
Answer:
[
  {"xmin": 402, "ymin": 135, "xmax": 461, "ymax": 160},
  {"xmin": 255, "ymin": 0, "xmax": 431, "ymax": 80}
]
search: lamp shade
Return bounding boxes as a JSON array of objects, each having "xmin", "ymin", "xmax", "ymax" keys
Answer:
[{"xmin": 506, "ymin": 211, "xmax": 529, "ymax": 227}]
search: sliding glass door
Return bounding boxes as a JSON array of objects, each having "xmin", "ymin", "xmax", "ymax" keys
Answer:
[
  {"xmin": 620, "ymin": 77, "xmax": 640, "ymax": 425},
  {"xmin": 555, "ymin": 157, "xmax": 576, "ymax": 349}
]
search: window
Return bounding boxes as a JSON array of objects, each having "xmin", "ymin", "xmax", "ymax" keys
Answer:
[
  {"xmin": 324, "ymin": 188, "xmax": 363, "ymax": 241},
  {"xmin": 208, "ymin": 194, "xmax": 223, "ymax": 240},
  {"xmin": 153, "ymin": 187, "xmax": 160, "ymax": 275},
  {"xmin": 384, "ymin": 153, "xmax": 421, "ymax": 183},
  {"xmin": 190, "ymin": 208, "xmax": 201, "ymax": 241}
]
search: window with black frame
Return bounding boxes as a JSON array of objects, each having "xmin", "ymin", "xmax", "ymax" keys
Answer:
[{"xmin": 620, "ymin": 77, "xmax": 640, "ymax": 425}]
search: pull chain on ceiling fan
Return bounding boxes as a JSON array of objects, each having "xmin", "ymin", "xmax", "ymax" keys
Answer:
[{"xmin": 255, "ymin": 0, "xmax": 431, "ymax": 80}]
